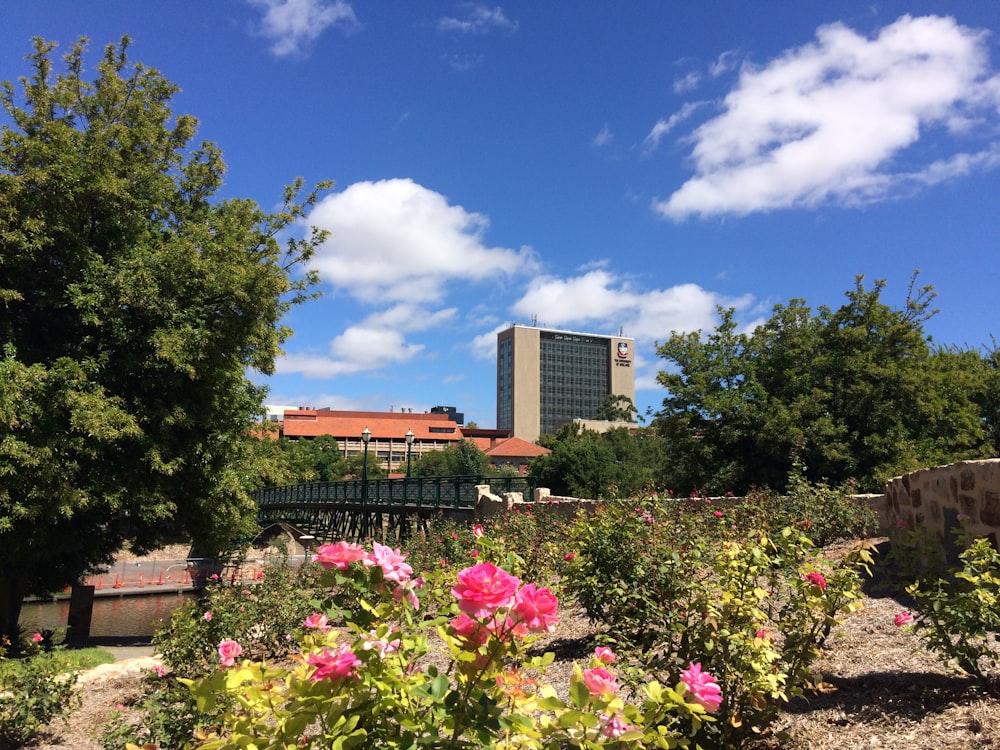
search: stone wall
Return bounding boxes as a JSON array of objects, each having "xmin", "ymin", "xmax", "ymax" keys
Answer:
[{"xmin": 883, "ymin": 459, "xmax": 1000, "ymax": 550}]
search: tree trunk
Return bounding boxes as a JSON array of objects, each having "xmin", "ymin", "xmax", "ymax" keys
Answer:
[{"xmin": 0, "ymin": 575, "xmax": 27, "ymax": 648}]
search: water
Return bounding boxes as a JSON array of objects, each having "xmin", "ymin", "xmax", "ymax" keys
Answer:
[{"xmin": 20, "ymin": 592, "xmax": 193, "ymax": 638}]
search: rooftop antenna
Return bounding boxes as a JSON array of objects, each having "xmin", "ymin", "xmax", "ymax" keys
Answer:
[{"xmin": 531, "ymin": 314, "xmax": 537, "ymax": 327}]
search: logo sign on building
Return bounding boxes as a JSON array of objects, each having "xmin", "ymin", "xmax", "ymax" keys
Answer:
[{"xmin": 615, "ymin": 340, "xmax": 632, "ymax": 367}]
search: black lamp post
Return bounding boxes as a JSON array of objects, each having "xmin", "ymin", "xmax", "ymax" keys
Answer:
[
  {"xmin": 405, "ymin": 429, "xmax": 414, "ymax": 478},
  {"xmin": 361, "ymin": 427, "xmax": 371, "ymax": 505}
]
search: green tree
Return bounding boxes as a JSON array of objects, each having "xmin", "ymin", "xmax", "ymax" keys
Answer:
[
  {"xmin": 596, "ymin": 393, "xmax": 639, "ymax": 423},
  {"xmin": 530, "ymin": 424, "xmax": 618, "ymax": 499},
  {"xmin": 410, "ymin": 440, "xmax": 489, "ymax": 477},
  {"xmin": 655, "ymin": 275, "xmax": 994, "ymax": 495},
  {"xmin": 342, "ymin": 452, "xmax": 388, "ymax": 480},
  {"xmin": 0, "ymin": 38, "xmax": 328, "ymax": 639},
  {"xmin": 281, "ymin": 435, "xmax": 344, "ymax": 482}
]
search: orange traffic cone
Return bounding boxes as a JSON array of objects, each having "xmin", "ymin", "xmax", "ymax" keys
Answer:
[
  {"xmin": 156, "ymin": 571, "xmax": 165, "ymax": 585},
  {"xmin": 114, "ymin": 575, "xmax": 122, "ymax": 589},
  {"xmin": 138, "ymin": 573, "xmax": 144, "ymax": 588}
]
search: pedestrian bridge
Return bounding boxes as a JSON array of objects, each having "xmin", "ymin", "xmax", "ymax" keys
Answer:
[{"xmin": 253, "ymin": 475, "xmax": 537, "ymax": 543}]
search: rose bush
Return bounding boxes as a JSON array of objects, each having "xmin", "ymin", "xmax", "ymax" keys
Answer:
[
  {"xmin": 561, "ymin": 497, "xmax": 872, "ymax": 747},
  {"xmin": 173, "ymin": 536, "xmax": 720, "ymax": 749}
]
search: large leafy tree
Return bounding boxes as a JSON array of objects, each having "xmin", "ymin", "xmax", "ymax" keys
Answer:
[
  {"xmin": 655, "ymin": 276, "xmax": 994, "ymax": 494},
  {"xmin": 0, "ymin": 38, "xmax": 328, "ymax": 638}
]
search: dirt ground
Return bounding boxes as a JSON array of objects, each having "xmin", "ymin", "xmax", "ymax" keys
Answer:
[{"xmin": 27, "ymin": 543, "xmax": 1000, "ymax": 750}]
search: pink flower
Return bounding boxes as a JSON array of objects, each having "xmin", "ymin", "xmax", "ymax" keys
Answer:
[
  {"xmin": 601, "ymin": 714, "xmax": 637, "ymax": 738},
  {"xmin": 894, "ymin": 611, "xmax": 914, "ymax": 627},
  {"xmin": 304, "ymin": 613, "xmax": 332, "ymax": 631},
  {"xmin": 307, "ymin": 644, "xmax": 361, "ymax": 682},
  {"xmin": 470, "ymin": 549, "xmax": 479, "ymax": 558},
  {"xmin": 313, "ymin": 541, "xmax": 367, "ymax": 570},
  {"xmin": 450, "ymin": 614, "xmax": 490, "ymax": 647},
  {"xmin": 153, "ymin": 665, "xmax": 166, "ymax": 677},
  {"xmin": 31, "ymin": 632, "xmax": 42, "ymax": 643},
  {"xmin": 451, "ymin": 562, "xmax": 521, "ymax": 618},
  {"xmin": 217, "ymin": 639, "xmax": 243, "ymax": 667},
  {"xmin": 802, "ymin": 572, "xmax": 827, "ymax": 592},
  {"xmin": 563, "ymin": 553, "xmax": 576, "ymax": 561},
  {"xmin": 203, "ymin": 611, "xmax": 213, "ymax": 622},
  {"xmin": 472, "ymin": 524, "xmax": 485, "ymax": 538},
  {"xmin": 583, "ymin": 667, "xmax": 619, "ymax": 695},
  {"xmin": 680, "ymin": 661, "xmax": 722, "ymax": 713},
  {"xmin": 364, "ymin": 542, "xmax": 413, "ymax": 584},
  {"xmin": 510, "ymin": 584, "xmax": 559, "ymax": 634},
  {"xmin": 713, "ymin": 510, "xmax": 724, "ymax": 518},
  {"xmin": 594, "ymin": 646, "xmax": 616, "ymax": 664},
  {"xmin": 362, "ymin": 630, "xmax": 401, "ymax": 658},
  {"xmin": 755, "ymin": 629, "xmax": 771, "ymax": 641}
]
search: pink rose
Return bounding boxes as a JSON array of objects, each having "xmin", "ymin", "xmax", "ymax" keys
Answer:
[
  {"xmin": 601, "ymin": 713, "xmax": 636, "ymax": 738},
  {"xmin": 31, "ymin": 632, "xmax": 42, "ymax": 643},
  {"xmin": 362, "ymin": 630, "xmax": 401, "ymax": 658},
  {"xmin": 472, "ymin": 524, "xmax": 485, "ymax": 538},
  {"xmin": 203, "ymin": 611, "xmax": 213, "ymax": 621},
  {"xmin": 217, "ymin": 639, "xmax": 243, "ymax": 667},
  {"xmin": 894, "ymin": 611, "xmax": 914, "ymax": 627},
  {"xmin": 510, "ymin": 583, "xmax": 559, "ymax": 634},
  {"xmin": 450, "ymin": 614, "xmax": 491, "ymax": 647},
  {"xmin": 307, "ymin": 644, "xmax": 361, "ymax": 681},
  {"xmin": 451, "ymin": 562, "xmax": 520, "ymax": 618},
  {"xmin": 304, "ymin": 613, "xmax": 332, "ymax": 631},
  {"xmin": 583, "ymin": 667, "xmax": 618, "ymax": 695},
  {"xmin": 755, "ymin": 629, "xmax": 771, "ymax": 641},
  {"xmin": 680, "ymin": 661, "xmax": 722, "ymax": 713},
  {"xmin": 713, "ymin": 510, "xmax": 723, "ymax": 518},
  {"xmin": 802, "ymin": 571, "xmax": 827, "ymax": 592},
  {"xmin": 313, "ymin": 541, "xmax": 367, "ymax": 570},
  {"xmin": 593, "ymin": 646, "xmax": 616, "ymax": 664},
  {"xmin": 563, "ymin": 553, "xmax": 576, "ymax": 561},
  {"xmin": 364, "ymin": 542, "xmax": 413, "ymax": 584}
]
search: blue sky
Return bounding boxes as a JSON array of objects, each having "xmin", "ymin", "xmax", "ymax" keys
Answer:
[{"xmin": 4, "ymin": 2, "xmax": 1000, "ymax": 428}]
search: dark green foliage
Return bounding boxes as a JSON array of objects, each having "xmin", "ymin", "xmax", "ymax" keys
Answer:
[
  {"xmin": 0, "ymin": 37, "xmax": 328, "ymax": 637},
  {"xmin": 530, "ymin": 423, "xmax": 658, "ymax": 499},
  {"xmin": 655, "ymin": 275, "xmax": 995, "ymax": 494},
  {"xmin": 410, "ymin": 439, "xmax": 489, "ymax": 477},
  {"xmin": 0, "ymin": 649, "xmax": 79, "ymax": 748}
]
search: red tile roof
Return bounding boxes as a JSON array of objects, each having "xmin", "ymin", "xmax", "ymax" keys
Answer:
[{"xmin": 281, "ymin": 410, "xmax": 462, "ymax": 443}]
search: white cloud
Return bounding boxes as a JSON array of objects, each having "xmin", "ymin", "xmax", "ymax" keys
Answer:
[
  {"xmin": 592, "ymin": 124, "xmax": 614, "ymax": 147},
  {"xmin": 508, "ymin": 270, "xmax": 753, "ymax": 345},
  {"xmin": 307, "ymin": 178, "xmax": 537, "ymax": 303},
  {"xmin": 673, "ymin": 71, "xmax": 701, "ymax": 94},
  {"xmin": 248, "ymin": 0, "xmax": 359, "ymax": 57},
  {"xmin": 642, "ymin": 102, "xmax": 703, "ymax": 155},
  {"xmin": 437, "ymin": 4, "xmax": 518, "ymax": 34},
  {"xmin": 656, "ymin": 15, "xmax": 1000, "ymax": 220},
  {"xmin": 277, "ymin": 303, "xmax": 456, "ymax": 378}
]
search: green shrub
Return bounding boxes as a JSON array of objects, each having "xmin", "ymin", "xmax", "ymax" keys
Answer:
[
  {"xmin": 0, "ymin": 642, "xmax": 79, "ymax": 748},
  {"xmin": 906, "ymin": 536, "xmax": 1000, "ymax": 684},
  {"xmin": 155, "ymin": 556, "xmax": 319, "ymax": 678},
  {"xmin": 561, "ymin": 496, "xmax": 872, "ymax": 747}
]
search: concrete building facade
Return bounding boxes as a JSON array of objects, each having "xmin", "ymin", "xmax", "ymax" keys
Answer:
[{"xmin": 496, "ymin": 325, "xmax": 635, "ymax": 442}]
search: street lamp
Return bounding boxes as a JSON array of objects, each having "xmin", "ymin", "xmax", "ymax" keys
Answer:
[
  {"xmin": 361, "ymin": 427, "xmax": 371, "ymax": 505},
  {"xmin": 405, "ymin": 429, "xmax": 414, "ymax": 478}
]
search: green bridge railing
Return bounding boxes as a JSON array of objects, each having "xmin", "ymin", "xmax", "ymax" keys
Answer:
[
  {"xmin": 253, "ymin": 475, "xmax": 538, "ymax": 513},
  {"xmin": 252, "ymin": 475, "xmax": 539, "ymax": 543}
]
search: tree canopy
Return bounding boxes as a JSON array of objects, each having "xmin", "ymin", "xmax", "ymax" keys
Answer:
[
  {"xmin": 0, "ymin": 37, "xmax": 328, "ymax": 638},
  {"xmin": 655, "ymin": 275, "xmax": 995, "ymax": 494}
]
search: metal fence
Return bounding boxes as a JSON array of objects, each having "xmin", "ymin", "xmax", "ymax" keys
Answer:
[{"xmin": 253, "ymin": 475, "xmax": 537, "ymax": 512}]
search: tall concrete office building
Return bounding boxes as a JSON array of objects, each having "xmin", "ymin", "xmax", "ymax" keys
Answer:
[{"xmin": 496, "ymin": 325, "xmax": 635, "ymax": 442}]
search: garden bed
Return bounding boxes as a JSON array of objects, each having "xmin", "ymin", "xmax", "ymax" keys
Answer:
[{"xmin": 26, "ymin": 583, "xmax": 1000, "ymax": 749}]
